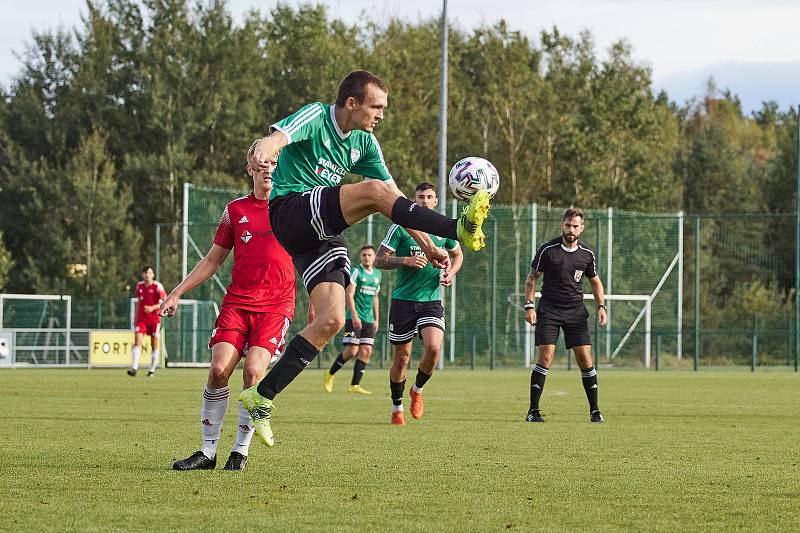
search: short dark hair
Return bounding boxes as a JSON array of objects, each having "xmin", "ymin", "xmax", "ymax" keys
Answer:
[
  {"xmin": 360, "ymin": 244, "xmax": 375, "ymax": 253},
  {"xmin": 142, "ymin": 265, "xmax": 154, "ymax": 274},
  {"xmin": 562, "ymin": 207, "xmax": 585, "ymax": 222},
  {"xmin": 415, "ymin": 182, "xmax": 436, "ymax": 194},
  {"xmin": 335, "ymin": 70, "xmax": 389, "ymax": 108}
]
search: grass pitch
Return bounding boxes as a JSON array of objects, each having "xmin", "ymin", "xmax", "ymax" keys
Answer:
[{"xmin": 1, "ymin": 368, "xmax": 798, "ymax": 531}]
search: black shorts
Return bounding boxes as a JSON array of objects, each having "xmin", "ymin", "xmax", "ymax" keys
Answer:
[
  {"xmin": 534, "ymin": 302, "xmax": 591, "ymax": 349},
  {"xmin": 388, "ymin": 299, "xmax": 445, "ymax": 345},
  {"xmin": 342, "ymin": 319, "xmax": 376, "ymax": 346},
  {"xmin": 270, "ymin": 186, "xmax": 351, "ymax": 293}
]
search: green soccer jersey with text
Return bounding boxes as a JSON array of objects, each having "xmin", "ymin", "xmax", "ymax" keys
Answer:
[
  {"xmin": 269, "ymin": 102, "xmax": 393, "ymax": 199},
  {"xmin": 381, "ymin": 225, "xmax": 459, "ymax": 302},
  {"xmin": 346, "ymin": 264, "xmax": 382, "ymax": 323}
]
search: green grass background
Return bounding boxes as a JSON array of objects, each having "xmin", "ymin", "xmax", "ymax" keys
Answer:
[{"xmin": 1, "ymin": 368, "xmax": 798, "ymax": 531}]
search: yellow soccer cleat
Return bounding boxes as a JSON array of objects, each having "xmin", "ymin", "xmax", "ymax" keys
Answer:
[
  {"xmin": 323, "ymin": 370, "xmax": 335, "ymax": 393},
  {"xmin": 238, "ymin": 387, "xmax": 275, "ymax": 447},
  {"xmin": 456, "ymin": 190, "xmax": 491, "ymax": 251},
  {"xmin": 348, "ymin": 384, "xmax": 372, "ymax": 395}
]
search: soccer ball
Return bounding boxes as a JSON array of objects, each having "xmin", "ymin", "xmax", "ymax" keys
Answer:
[{"xmin": 448, "ymin": 157, "xmax": 500, "ymax": 201}]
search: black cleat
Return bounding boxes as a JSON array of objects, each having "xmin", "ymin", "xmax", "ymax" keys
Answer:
[
  {"xmin": 222, "ymin": 451, "xmax": 248, "ymax": 471},
  {"xmin": 525, "ymin": 409, "xmax": 545, "ymax": 423},
  {"xmin": 127, "ymin": 369, "xmax": 137, "ymax": 377},
  {"xmin": 172, "ymin": 451, "xmax": 216, "ymax": 471},
  {"xmin": 590, "ymin": 410, "xmax": 605, "ymax": 423},
  {"xmin": 147, "ymin": 371, "xmax": 155, "ymax": 378}
]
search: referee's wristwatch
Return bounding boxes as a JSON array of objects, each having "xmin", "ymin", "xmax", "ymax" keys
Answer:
[
  {"xmin": 524, "ymin": 299, "xmax": 536, "ymax": 310},
  {"xmin": 597, "ymin": 304, "xmax": 607, "ymax": 310}
]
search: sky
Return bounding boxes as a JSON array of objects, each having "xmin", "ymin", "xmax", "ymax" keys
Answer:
[{"xmin": 2, "ymin": 0, "xmax": 799, "ymax": 113}]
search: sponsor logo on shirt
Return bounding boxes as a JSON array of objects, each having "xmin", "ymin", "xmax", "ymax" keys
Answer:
[
  {"xmin": 323, "ymin": 138, "xmax": 331, "ymax": 149},
  {"xmin": 239, "ymin": 215, "xmax": 249, "ymax": 223},
  {"xmin": 241, "ymin": 230, "xmax": 252, "ymax": 243},
  {"xmin": 315, "ymin": 157, "xmax": 346, "ymax": 184},
  {"xmin": 350, "ymin": 148, "xmax": 360, "ymax": 164},
  {"xmin": 574, "ymin": 270, "xmax": 584, "ymax": 282}
]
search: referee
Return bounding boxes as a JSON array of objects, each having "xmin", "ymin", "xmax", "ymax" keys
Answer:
[{"xmin": 523, "ymin": 207, "xmax": 607, "ymax": 423}]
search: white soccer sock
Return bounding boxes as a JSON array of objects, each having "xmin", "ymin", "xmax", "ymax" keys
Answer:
[
  {"xmin": 148, "ymin": 350, "xmax": 158, "ymax": 373},
  {"xmin": 231, "ymin": 402, "xmax": 254, "ymax": 456},
  {"xmin": 131, "ymin": 346, "xmax": 141, "ymax": 371},
  {"xmin": 392, "ymin": 404, "xmax": 403, "ymax": 413},
  {"xmin": 200, "ymin": 385, "xmax": 229, "ymax": 460},
  {"xmin": 411, "ymin": 384, "xmax": 423, "ymax": 393}
]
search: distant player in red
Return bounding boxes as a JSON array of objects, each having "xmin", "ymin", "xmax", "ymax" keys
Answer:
[
  {"xmin": 128, "ymin": 265, "xmax": 167, "ymax": 377},
  {"xmin": 161, "ymin": 141, "xmax": 295, "ymax": 471}
]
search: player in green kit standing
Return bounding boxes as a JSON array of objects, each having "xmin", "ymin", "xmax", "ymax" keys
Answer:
[
  {"xmin": 376, "ymin": 182, "xmax": 463, "ymax": 425},
  {"xmin": 324, "ymin": 244, "xmax": 381, "ymax": 394},
  {"xmin": 239, "ymin": 70, "xmax": 491, "ymax": 446}
]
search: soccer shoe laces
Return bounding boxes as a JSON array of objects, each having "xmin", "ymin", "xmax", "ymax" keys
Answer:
[{"xmin": 251, "ymin": 403, "xmax": 273, "ymax": 421}]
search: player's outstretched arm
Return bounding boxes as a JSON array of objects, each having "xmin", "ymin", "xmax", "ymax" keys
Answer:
[
  {"xmin": 250, "ymin": 131, "xmax": 289, "ymax": 172},
  {"xmin": 589, "ymin": 276, "xmax": 607, "ymax": 326},
  {"xmin": 160, "ymin": 244, "xmax": 230, "ymax": 317},
  {"xmin": 440, "ymin": 245, "xmax": 463, "ymax": 287},
  {"xmin": 375, "ymin": 245, "xmax": 427, "ymax": 270},
  {"xmin": 524, "ymin": 269, "xmax": 541, "ymax": 326}
]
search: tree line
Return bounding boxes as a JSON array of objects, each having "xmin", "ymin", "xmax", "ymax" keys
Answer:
[{"xmin": 0, "ymin": 0, "xmax": 797, "ymax": 299}]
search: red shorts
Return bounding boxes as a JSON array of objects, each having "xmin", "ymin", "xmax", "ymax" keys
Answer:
[
  {"xmin": 209, "ymin": 306, "xmax": 291, "ymax": 357},
  {"xmin": 134, "ymin": 321, "xmax": 161, "ymax": 338}
]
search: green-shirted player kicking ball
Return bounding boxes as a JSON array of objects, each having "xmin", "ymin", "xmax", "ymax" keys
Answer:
[
  {"xmin": 324, "ymin": 244, "xmax": 382, "ymax": 394},
  {"xmin": 239, "ymin": 70, "xmax": 490, "ymax": 446},
  {"xmin": 376, "ymin": 182, "xmax": 463, "ymax": 425}
]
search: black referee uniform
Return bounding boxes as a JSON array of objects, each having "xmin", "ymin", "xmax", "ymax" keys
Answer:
[{"xmin": 531, "ymin": 236, "xmax": 597, "ymax": 348}]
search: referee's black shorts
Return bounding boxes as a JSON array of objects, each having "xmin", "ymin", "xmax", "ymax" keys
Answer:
[
  {"xmin": 269, "ymin": 186, "xmax": 351, "ymax": 293},
  {"xmin": 534, "ymin": 301, "xmax": 591, "ymax": 349}
]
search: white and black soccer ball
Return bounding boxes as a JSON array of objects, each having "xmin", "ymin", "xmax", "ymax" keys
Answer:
[{"xmin": 448, "ymin": 157, "xmax": 500, "ymax": 201}]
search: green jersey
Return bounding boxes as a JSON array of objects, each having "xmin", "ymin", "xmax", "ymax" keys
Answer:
[
  {"xmin": 381, "ymin": 225, "xmax": 459, "ymax": 302},
  {"xmin": 346, "ymin": 264, "xmax": 382, "ymax": 323},
  {"xmin": 270, "ymin": 102, "xmax": 393, "ymax": 199}
]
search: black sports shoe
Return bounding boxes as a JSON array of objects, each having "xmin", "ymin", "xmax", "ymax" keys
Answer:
[
  {"xmin": 525, "ymin": 409, "xmax": 544, "ymax": 423},
  {"xmin": 590, "ymin": 410, "xmax": 605, "ymax": 423},
  {"xmin": 172, "ymin": 451, "xmax": 216, "ymax": 470},
  {"xmin": 223, "ymin": 451, "xmax": 248, "ymax": 471},
  {"xmin": 147, "ymin": 371, "xmax": 155, "ymax": 378},
  {"xmin": 126, "ymin": 369, "xmax": 137, "ymax": 377}
]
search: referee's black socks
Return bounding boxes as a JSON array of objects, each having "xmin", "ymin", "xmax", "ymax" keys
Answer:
[
  {"xmin": 391, "ymin": 197, "xmax": 458, "ymax": 240},
  {"xmin": 529, "ymin": 364, "xmax": 548, "ymax": 411},
  {"xmin": 257, "ymin": 335, "xmax": 319, "ymax": 400},
  {"xmin": 580, "ymin": 366, "xmax": 599, "ymax": 412}
]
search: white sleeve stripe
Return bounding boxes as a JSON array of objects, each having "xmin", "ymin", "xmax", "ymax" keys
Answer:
[
  {"xmin": 284, "ymin": 105, "xmax": 321, "ymax": 131},
  {"xmin": 578, "ymin": 245, "xmax": 597, "ymax": 272},
  {"xmin": 220, "ymin": 206, "xmax": 231, "ymax": 228},
  {"xmin": 534, "ymin": 243, "xmax": 560, "ymax": 272},
  {"xmin": 285, "ymin": 107, "xmax": 322, "ymax": 134},
  {"xmin": 270, "ymin": 125, "xmax": 292, "ymax": 144},
  {"xmin": 381, "ymin": 224, "xmax": 400, "ymax": 248}
]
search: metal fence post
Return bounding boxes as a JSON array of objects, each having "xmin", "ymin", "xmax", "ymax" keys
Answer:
[
  {"xmin": 751, "ymin": 316, "xmax": 758, "ymax": 372},
  {"xmin": 694, "ymin": 216, "xmax": 701, "ymax": 371},
  {"xmin": 677, "ymin": 211, "xmax": 684, "ymax": 359},
  {"xmin": 491, "ymin": 219, "xmax": 498, "ymax": 370}
]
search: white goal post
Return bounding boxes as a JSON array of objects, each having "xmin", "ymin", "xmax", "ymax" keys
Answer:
[{"xmin": 522, "ymin": 293, "xmax": 653, "ymax": 368}]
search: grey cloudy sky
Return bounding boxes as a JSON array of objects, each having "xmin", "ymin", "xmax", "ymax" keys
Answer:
[{"xmin": 2, "ymin": 0, "xmax": 799, "ymax": 112}]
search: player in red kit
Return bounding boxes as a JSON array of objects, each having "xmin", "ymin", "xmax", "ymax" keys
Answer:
[
  {"xmin": 128, "ymin": 266, "xmax": 167, "ymax": 377},
  {"xmin": 160, "ymin": 141, "xmax": 295, "ymax": 471}
]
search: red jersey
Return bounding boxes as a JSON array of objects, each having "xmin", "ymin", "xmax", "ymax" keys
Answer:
[
  {"xmin": 135, "ymin": 280, "xmax": 167, "ymax": 324},
  {"xmin": 213, "ymin": 193, "xmax": 295, "ymax": 318}
]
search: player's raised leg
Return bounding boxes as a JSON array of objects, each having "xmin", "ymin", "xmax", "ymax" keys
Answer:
[
  {"xmin": 573, "ymin": 345, "xmax": 603, "ymax": 423},
  {"xmin": 173, "ymin": 341, "xmax": 240, "ymax": 470},
  {"xmin": 338, "ymin": 180, "xmax": 490, "ymax": 252}
]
